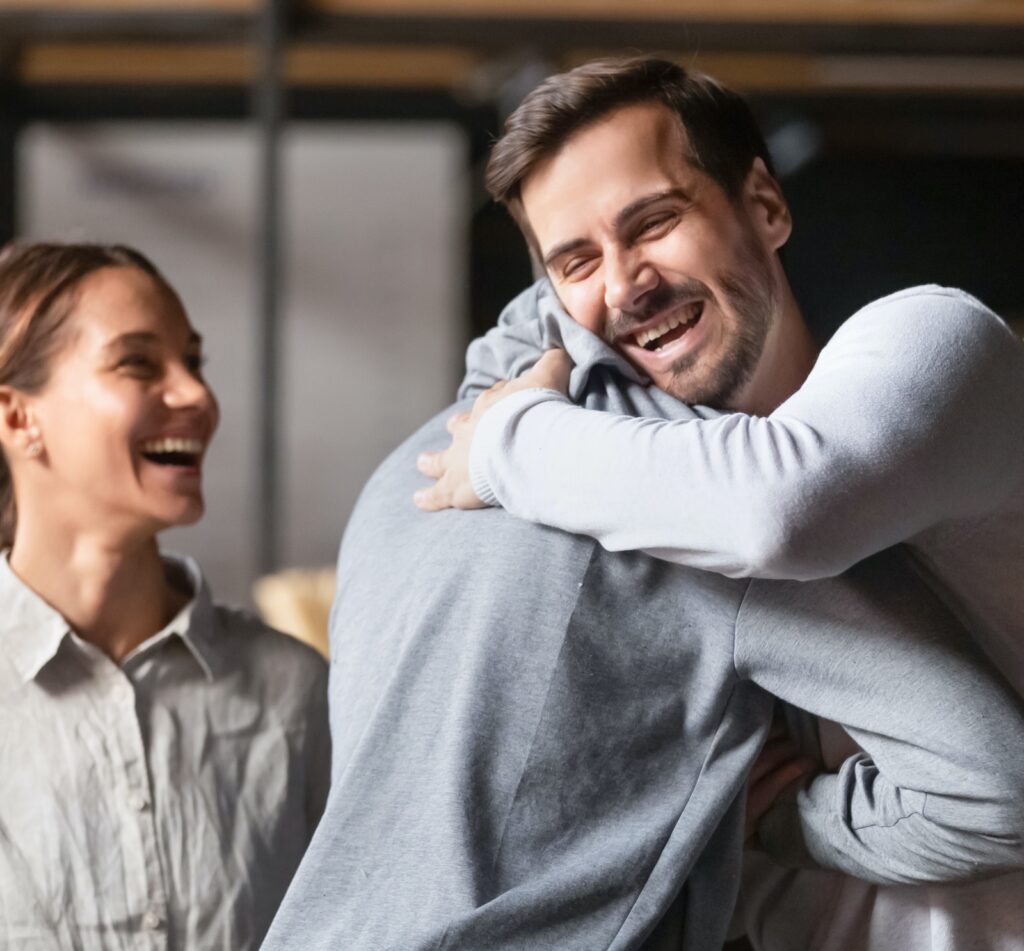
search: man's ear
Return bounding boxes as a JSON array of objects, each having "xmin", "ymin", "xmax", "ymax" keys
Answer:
[{"xmin": 744, "ymin": 157, "xmax": 792, "ymax": 252}]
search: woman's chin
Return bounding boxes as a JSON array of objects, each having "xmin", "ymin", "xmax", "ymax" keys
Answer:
[{"xmin": 149, "ymin": 496, "xmax": 206, "ymax": 533}]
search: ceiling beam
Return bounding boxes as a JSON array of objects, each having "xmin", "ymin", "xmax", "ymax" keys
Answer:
[{"xmin": 15, "ymin": 43, "xmax": 1024, "ymax": 96}]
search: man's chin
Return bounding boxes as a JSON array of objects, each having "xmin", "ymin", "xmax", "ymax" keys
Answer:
[{"xmin": 655, "ymin": 363, "xmax": 739, "ymax": 409}]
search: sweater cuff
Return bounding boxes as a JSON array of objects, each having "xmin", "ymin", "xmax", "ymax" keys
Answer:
[{"xmin": 469, "ymin": 387, "xmax": 571, "ymax": 508}]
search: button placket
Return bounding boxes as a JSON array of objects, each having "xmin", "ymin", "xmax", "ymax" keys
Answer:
[
  {"xmin": 141, "ymin": 907, "xmax": 162, "ymax": 931},
  {"xmin": 109, "ymin": 671, "xmax": 169, "ymax": 949}
]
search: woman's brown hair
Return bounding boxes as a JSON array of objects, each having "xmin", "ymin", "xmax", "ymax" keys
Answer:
[{"xmin": 0, "ymin": 241, "xmax": 167, "ymax": 547}]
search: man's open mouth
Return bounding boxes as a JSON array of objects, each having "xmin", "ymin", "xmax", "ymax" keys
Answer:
[
  {"xmin": 633, "ymin": 301, "xmax": 704, "ymax": 352},
  {"xmin": 139, "ymin": 437, "xmax": 204, "ymax": 468}
]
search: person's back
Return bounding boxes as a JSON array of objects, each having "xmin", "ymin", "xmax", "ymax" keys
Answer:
[
  {"xmin": 268, "ymin": 402, "xmax": 770, "ymax": 950},
  {"xmin": 262, "ymin": 319, "xmax": 1024, "ymax": 950}
]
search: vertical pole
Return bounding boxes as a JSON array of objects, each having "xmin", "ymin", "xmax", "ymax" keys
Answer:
[
  {"xmin": 0, "ymin": 44, "xmax": 19, "ymax": 246},
  {"xmin": 253, "ymin": 0, "xmax": 286, "ymax": 575}
]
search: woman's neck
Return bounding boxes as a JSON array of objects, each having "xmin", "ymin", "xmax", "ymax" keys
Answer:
[{"xmin": 9, "ymin": 523, "xmax": 183, "ymax": 663}]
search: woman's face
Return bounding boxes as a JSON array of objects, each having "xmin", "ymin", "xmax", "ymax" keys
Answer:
[{"xmin": 27, "ymin": 265, "xmax": 219, "ymax": 535}]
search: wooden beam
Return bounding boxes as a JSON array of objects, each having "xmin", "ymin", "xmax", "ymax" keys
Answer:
[
  {"xmin": 0, "ymin": 0, "xmax": 254, "ymax": 10},
  {"xmin": 288, "ymin": 44, "xmax": 479, "ymax": 86},
  {"xmin": 1, "ymin": 0, "xmax": 1021, "ymax": 26},
  {"xmin": 17, "ymin": 43, "xmax": 1024, "ymax": 95},
  {"xmin": 19, "ymin": 43, "xmax": 254, "ymax": 82},
  {"xmin": 18, "ymin": 42, "xmax": 482, "ymax": 87},
  {"xmin": 309, "ymin": 0, "xmax": 1024, "ymax": 27}
]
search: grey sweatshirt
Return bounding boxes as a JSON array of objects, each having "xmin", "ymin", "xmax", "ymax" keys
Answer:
[
  {"xmin": 260, "ymin": 312, "xmax": 1024, "ymax": 951},
  {"xmin": 461, "ymin": 280, "xmax": 1024, "ymax": 950}
]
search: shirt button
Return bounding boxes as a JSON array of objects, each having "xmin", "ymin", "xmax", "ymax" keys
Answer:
[
  {"xmin": 112, "ymin": 683, "xmax": 134, "ymax": 706},
  {"xmin": 141, "ymin": 909, "xmax": 162, "ymax": 930},
  {"xmin": 128, "ymin": 791, "xmax": 149, "ymax": 812}
]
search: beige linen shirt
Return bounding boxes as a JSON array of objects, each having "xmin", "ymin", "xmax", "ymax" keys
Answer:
[{"xmin": 0, "ymin": 553, "xmax": 330, "ymax": 950}]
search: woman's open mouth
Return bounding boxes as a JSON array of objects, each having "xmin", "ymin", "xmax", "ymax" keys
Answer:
[{"xmin": 139, "ymin": 437, "xmax": 204, "ymax": 469}]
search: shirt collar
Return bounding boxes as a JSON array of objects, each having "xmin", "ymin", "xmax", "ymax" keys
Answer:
[
  {"xmin": 0, "ymin": 553, "xmax": 74, "ymax": 684},
  {"xmin": 0, "ymin": 552, "xmax": 224, "ymax": 684},
  {"xmin": 131, "ymin": 554, "xmax": 224, "ymax": 682}
]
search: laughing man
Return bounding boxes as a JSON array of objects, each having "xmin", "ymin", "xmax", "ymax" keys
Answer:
[{"xmin": 415, "ymin": 56, "xmax": 1024, "ymax": 950}]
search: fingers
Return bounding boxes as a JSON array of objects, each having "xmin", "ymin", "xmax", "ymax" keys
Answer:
[
  {"xmin": 416, "ymin": 450, "xmax": 447, "ymax": 479},
  {"xmin": 446, "ymin": 412, "xmax": 470, "ymax": 435},
  {"xmin": 745, "ymin": 745, "xmax": 818, "ymax": 840},
  {"xmin": 413, "ymin": 484, "xmax": 449, "ymax": 512},
  {"xmin": 474, "ymin": 381, "xmax": 510, "ymax": 415},
  {"xmin": 749, "ymin": 756, "xmax": 816, "ymax": 813},
  {"xmin": 748, "ymin": 737, "xmax": 803, "ymax": 783},
  {"xmin": 531, "ymin": 348, "xmax": 574, "ymax": 394},
  {"xmin": 534, "ymin": 347, "xmax": 574, "ymax": 373},
  {"xmin": 413, "ymin": 479, "xmax": 487, "ymax": 512}
]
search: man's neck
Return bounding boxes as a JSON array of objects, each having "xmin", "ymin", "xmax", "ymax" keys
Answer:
[{"xmin": 731, "ymin": 283, "xmax": 819, "ymax": 416}]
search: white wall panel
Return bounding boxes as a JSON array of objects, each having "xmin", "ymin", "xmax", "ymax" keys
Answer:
[{"xmin": 281, "ymin": 123, "xmax": 465, "ymax": 571}]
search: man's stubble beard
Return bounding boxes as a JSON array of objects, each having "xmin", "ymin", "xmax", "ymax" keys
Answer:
[{"xmin": 605, "ymin": 235, "xmax": 777, "ymax": 408}]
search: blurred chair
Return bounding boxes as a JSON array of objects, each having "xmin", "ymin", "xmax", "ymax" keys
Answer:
[{"xmin": 253, "ymin": 567, "xmax": 335, "ymax": 659}]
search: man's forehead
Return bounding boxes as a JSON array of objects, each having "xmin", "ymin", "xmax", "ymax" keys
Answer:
[
  {"xmin": 524, "ymin": 101, "xmax": 692, "ymax": 190},
  {"xmin": 519, "ymin": 102, "xmax": 699, "ymax": 249}
]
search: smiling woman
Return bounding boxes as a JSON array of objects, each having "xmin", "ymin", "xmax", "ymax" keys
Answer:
[
  {"xmin": 0, "ymin": 248, "xmax": 218, "ymax": 551},
  {"xmin": 0, "ymin": 242, "xmax": 330, "ymax": 950}
]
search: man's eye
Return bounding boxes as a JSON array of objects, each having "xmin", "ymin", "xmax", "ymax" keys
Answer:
[
  {"xmin": 562, "ymin": 257, "xmax": 594, "ymax": 280},
  {"xmin": 186, "ymin": 354, "xmax": 207, "ymax": 376},
  {"xmin": 638, "ymin": 214, "xmax": 676, "ymax": 237}
]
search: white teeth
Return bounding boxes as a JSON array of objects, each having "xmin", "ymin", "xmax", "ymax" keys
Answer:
[
  {"xmin": 633, "ymin": 302, "xmax": 701, "ymax": 350},
  {"xmin": 140, "ymin": 437, "xmax": 203, "ymax": 455}
]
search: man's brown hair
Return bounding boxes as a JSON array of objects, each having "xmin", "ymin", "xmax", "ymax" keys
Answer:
[{"xmin": 485, "ymin": 55, "xmax": 775, "ymax": 246}]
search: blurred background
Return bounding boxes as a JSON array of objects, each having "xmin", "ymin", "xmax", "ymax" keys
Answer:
[{"xmin": 1, "ymin": 0, "xmax": 1021, "ymax": 639}]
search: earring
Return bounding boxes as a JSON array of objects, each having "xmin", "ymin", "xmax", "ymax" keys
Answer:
[{"xmin": 26, "ymin": 428, "xmax": 42, "ymax": 458}]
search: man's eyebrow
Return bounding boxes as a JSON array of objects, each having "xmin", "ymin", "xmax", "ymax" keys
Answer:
[
  {"xmin": 541, "ymin": 188, "xmax": 691, "ymax": 270},
  {"xmin": 542, "ymin": 238, "xmax": 589, "ymax": 271},
  {"xmin": 613, "ymin": 188, "xmax": 690, "ymax": 232}
]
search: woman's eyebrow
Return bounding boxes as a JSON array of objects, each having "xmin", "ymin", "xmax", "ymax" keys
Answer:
[{"xmin": 103, "ymin": 331, "xmax": 159, "ymax": 353}]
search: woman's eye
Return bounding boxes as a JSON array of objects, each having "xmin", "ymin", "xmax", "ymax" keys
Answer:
[
  {"xmin": 118, "ymin": 354, "xmax": 158, "ymax": 375},
  {"xmin": 186, "ymin": 354, "xmax": 207, "ymax": 376}
]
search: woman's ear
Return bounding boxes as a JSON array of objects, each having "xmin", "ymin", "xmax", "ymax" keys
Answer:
[
  {"xmin": 0, "ymin": 386, "xmax": 39, "ymax": 458},
  {"xmin": 743, "ymin": 157, "xmax": 792, "ymax": 252}
]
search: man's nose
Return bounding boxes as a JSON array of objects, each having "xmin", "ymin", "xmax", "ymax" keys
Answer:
[{"xmin": 603, "ymin": 246, "xmax": 658, "ymax": 314}]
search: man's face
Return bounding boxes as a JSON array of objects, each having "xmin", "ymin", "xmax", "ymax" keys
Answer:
[{"xmin": 520, "ymin": 102, "xmax": 789, "ymax": 407}]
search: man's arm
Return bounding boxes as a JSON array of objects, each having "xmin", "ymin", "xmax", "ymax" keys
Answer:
[
  {"xmin": 438, "ymin": 287, "xmax": 1024, "ymax": 580},
  {"xmin": 736, "ymin": 546, "xmax": 1024, "ymax": 883}
]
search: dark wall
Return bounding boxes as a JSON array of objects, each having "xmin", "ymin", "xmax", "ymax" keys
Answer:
[
  {"xmin": 784, "ymin": 154, "xmax": 1024, "ymax": 341},
  {"xmin": 0, "ymin": 79, "xmax": 16, "ymax": 245}
]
